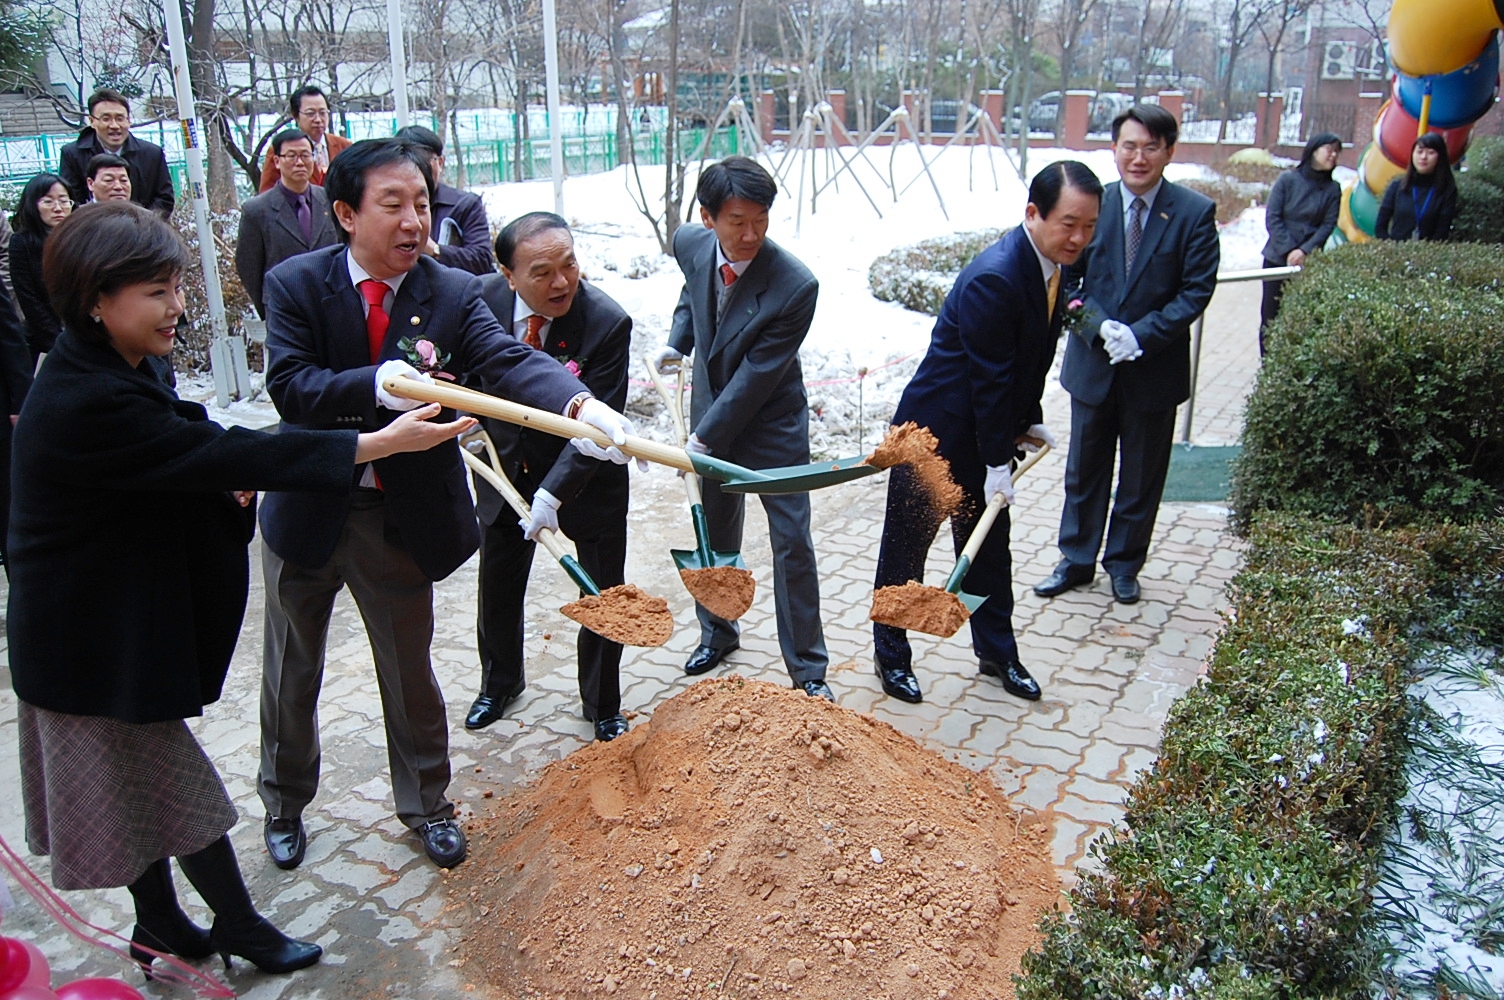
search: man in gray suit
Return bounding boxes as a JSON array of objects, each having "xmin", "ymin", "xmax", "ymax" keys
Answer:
[
  {"xmin": 651, "ymin": 156, "xmax": 832, "ymax": 701},
  {"xmin": 235, "ymin": 129, "xmax": 340, "ymax": 318},
  {"xmin": 1034, "ymin": 104, "xmax": 1219, "ymax": 605}
]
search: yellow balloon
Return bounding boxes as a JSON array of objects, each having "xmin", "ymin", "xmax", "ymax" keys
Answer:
[
  {"xmin": 1360, "ymin": 145, "xmax": 1405, "ymax": 197},
  {"xmin": 1389, "ymin": 0, "xmax": 1504, "ymax": 77}
]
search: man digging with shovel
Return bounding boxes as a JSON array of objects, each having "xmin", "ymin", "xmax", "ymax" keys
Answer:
[{"xmin": 871, "ymin": 162, "xmax": 1103, "ymax": 704}]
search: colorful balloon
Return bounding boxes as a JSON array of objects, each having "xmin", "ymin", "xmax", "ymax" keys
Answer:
[
  {"xmin": 0, "ymin": 938, "xmax": 50, "ymax": 993},
  {"xmin": 54, "ymin": 980, "xmax": 145, "ymax": 1000},
  {"xmin": 0, "ymin": 987, "xmax": 60, "ymax": 1000}
]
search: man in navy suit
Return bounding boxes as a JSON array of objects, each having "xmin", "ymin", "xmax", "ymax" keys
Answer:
[
  {"xmin": 1035, "ymin": 105, "xmax": 1219, "ymax": 605},
  {"xmin": 872, "ymin": 162, "xmax": 1104, "ymax": 704},
  {"xmin": 255, "ymin": 139, "xmax": 636, "ymax": 871},
  {"xmin": 650, "ymin": 157, "xmax": 833, "ymax": 701},
  {"xmin": 394, "ymin": 126, "xmax": 496, "ymax": 275},
  {"xmin": 464, "ymin": 213, "xmax": 634, "ymax": 742}
]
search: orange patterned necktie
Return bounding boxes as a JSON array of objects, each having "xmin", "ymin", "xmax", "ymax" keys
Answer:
[{"xmin": 525, "ymin": 313, "xmax": 546, "ymax": 350}]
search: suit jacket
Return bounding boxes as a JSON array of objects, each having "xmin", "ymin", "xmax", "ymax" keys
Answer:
[
  {"xmin": 431, "ymin": 183, "xmax": 495, "ymax": 275},
  {"xmin": 1060, "ymin": 179, "xmax": 1219, "ymax": 412},
  {"xmin": 7, "ymin": 229, "xmax": 60, "ymax": 354},
  {"xmin": 666, "ymin": 225, "xmax": 817, "ymax": 465},
  {"xmin": 7, "ymin": 330, "xmax": 354, "ymax": 724},
  {"xmin": 893, "ymin": 226, "xmax": 1059, "ymax": 476},
  {"xmin": 471, "ymin": 277, "xmax": 631, "ymax": 526},
  {"xmin": 59, "ymin": 128, "xmax": 176, "ymax": 219},
  {"xmin": 235, "ymin": 183, "xmax": 340, "ymax": 317},
  {"xmin": 1375, "ymin": 177, "xmax": 1458, "ymax": 241},
  {"xmin": 258, "ymin": 247, "xmax": 586, "ymax": 581},
  {"xmin": 258, "ymin": 132, "xmax": 353, "ymax": 192}
]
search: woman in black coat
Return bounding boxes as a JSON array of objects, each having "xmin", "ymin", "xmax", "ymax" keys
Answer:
[
  {"xmin": 7, "ymin": 202, "xmax": 474, "ymax": 977},
  {"xmin": 7, "ymin": 172, "xmax": 71, "ymax": 362},
  {"xmin": 1376, "ymin": 133, "xmax": 1458, "ymax": 242},
  {"xmin": 1259, "ymin": 132, "xmax": 1342, "ymax": 348}
]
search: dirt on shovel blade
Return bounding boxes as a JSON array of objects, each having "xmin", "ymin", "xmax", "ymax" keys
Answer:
[
  {"xmin": 870, "ymin": 581, "xmax": 971, "ymax": 638},
  {"xmin": 679, "ymin": 565, "xmax": 757, "ymax": 621},
  {"xmin": 563, "ymin": 584, "xmax": 674, "ymax": 646},
  {"xmin": 864, "ymin": 421, "xmax": 963, "ymax": 520}
]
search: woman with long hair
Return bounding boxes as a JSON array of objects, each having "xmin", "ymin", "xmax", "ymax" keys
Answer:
[
  {"xmin": 7, "ymin": 172, "xmax": 71, "ymax": 361},
  {"xmin": 7, "ymin": 202, "xmax": 473, "ymax": 978},
  {"xmin": 1259, "ymin": 132, "xmax": 1343, "ymax": 349},
  {"xmin": 1376, "ymin": 133, "xmax": 1458, "ymax": 241}
]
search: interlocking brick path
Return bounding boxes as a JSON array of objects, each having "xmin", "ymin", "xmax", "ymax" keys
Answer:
[{"xmin": 0, "ymin": 282, "xmax": 1262, "ymax": 996}]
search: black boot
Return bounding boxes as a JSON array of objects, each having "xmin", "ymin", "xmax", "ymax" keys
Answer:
[
  {"xmin": 176, "ymin": 836, "xmax": 322, "ymax": 974},
  {"xmin": 126, "ymin": 858, "xmax": 214, "ymax": 977}
]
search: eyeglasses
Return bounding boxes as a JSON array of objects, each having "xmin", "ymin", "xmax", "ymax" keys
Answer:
[
  {"xmin": 1117, "ymin": 142, "xmax": 1166, "ymax": 157},
  {"xmin": 91, "ymin": 113, "xmax": 129, "ymax": 124},
  {"xmin": 298, "ymin": 109, "xmax": 330, "ymax": 120},
  {"xmin": 38, "ymin": 196, "xmax": 69, "ymax": 207},
  {"xmin": 279, "ymin": 151, "xmax": 315, "ymax": 161}
]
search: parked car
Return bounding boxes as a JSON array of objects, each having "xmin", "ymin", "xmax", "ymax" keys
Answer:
[{"xmin": 1010, "ymin": 90, "xmax": 1139, "ymax": 136}]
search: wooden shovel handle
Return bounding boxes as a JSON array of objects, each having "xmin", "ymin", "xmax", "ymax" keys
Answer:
[
  {"xmin": 458, "ymin": 441, "xmax": 571, "ymax": 564},
  {"xmin": 956, "ymin": 443, "xmax": 1052, "ymax": 564},
  {"xmin": 384, "ymin": 376, "xmax": 693, "ymax": 473},
  {"xmin": 643, "ymin": 359, "xmax": 706, "ymax": 507}
]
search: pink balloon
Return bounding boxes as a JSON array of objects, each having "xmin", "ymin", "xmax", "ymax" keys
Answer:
[
  {"xmin": 14, "ymin": 942, "xmax": 48, "ymax": 990},
  {"xmin": 54, "ymin": 981, "xmax": 144, "ymax": 1000},
  {"xmin": 0, "ymin": 987, "xmax": 60, "ymax": 1000},
  {"xmin": 0, "ymin": 939, "xmax": 49, "ymax": 993}
]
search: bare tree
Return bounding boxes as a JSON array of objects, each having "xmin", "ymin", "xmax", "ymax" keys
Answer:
[
  {"xmin": 1131, "ymin": 0, "xmax": 1186, "ymax": 102},
  {"xmin": 1213, "ymin": 0, "xmax": 1279, "ymax": 142},
  {"xmin": 1050, "ymin": 0, "xmax": 1100, "ymax": 141},
  {"xmin": 1255, "ymin": 0, "xmax": 1314, "ymax": 147}
]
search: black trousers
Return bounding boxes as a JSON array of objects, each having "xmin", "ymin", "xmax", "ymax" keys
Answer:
[
  {"xmin": 476, "ymin": 475, "xmax": 627, "ymax": 722},
  {"xmin": 1259, "ymin": 258, "xmax": 1287, "ymax": 355}
]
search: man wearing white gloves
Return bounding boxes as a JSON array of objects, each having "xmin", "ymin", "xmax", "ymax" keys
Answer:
[
  {"xmin": 256, "ymin": 140, "xmax": 636, "ymax": 873},
  {"xmin": 872, "ymin": 161, "xmax": 1103, "ymax": 704},
  {"xmin": 1037, "ymin": 105, "xmax": 1218, "ymax": 606}
]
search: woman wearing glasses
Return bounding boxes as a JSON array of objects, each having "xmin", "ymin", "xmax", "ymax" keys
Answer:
[{"xmin": 7, "ymin": 172, "xmax": 72, "ymax": 363}]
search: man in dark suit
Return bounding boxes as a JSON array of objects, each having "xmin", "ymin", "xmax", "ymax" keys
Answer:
[
  {"xmin": 235, "ymin": 130, "xmax": 340, "ymax": 318},
  {"xmin": 1035, "ymin": 105, "xmax": 1220, "ymax": 605},
  {"xmin": 872, "ymin": 163, "xmax": 1103, "ymax": 704},
  {"xmin": 255, "ymin": 139, "xmax": 637, "ymax": 872},
  {"xmin": 258, "ymin": 85, "xmax": 352, "ymax": 192},
  {"xmin": 651, "ymin": 156, "xmax": 832, "ymax": 701},
  {"xmin": 463, "ymin": 213, "xmax": 633, "ymax": 740},
  {"xmin": 59, "ymin": 89, "xmax": 175, "ymax": 219},
  {"xmin": 395, "ymin": 126, "xmax": 495, "ymax": 275}
]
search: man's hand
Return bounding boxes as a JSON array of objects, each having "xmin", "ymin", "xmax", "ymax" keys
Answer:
[
  {"xmin": 375, "ymin": 360, "xmax": 433, "ymax": 411},
  {"xmin": 571, "ymin": 398, "xmax": 647, "ymax": 470},
  {"xmin": 1017, "ymin": 424, "xmax": 1056, "ymax": 453},
  {"xmin": 985, "ymin": 464, "xmax": 1015, "ymax": 505},
  {"xmin": 652, "ymin": 345, "xmax": 685, "ymax": 375},
  {"xmin": 521, "ymin": 488, "xmax": 561, "ymax": 541},
  {"xmin": 1102, "ymin": 320, "xmax": 1143, "ymax": 365}
]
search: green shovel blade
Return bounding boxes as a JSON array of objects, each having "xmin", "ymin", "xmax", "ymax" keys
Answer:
[
  {"xmin": 944, "ymin": 555, "xmax": 987, "ymax": 614},
  {"xmin": 688, "ymin": 453, "xmax": 883, "ymax": 495},
  {"xmin": 671, "ymin": 548, "xmax": 747, "ymax": 572}
]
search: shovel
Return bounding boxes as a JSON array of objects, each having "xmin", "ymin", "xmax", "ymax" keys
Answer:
[
  {"xmin": 383, "ymin": 377, "xmax": 883, "ymax": 494},
  {"xmin": 644, "ymin": 359, "xmax": 757, "ymax": 622},
  {"xmin": 459, "ymin": 433, "xmax": 673, "ymax": 647},
  {"xmin": 869, "ymin": 444, "xmax": 1051, "ymax": 639}
]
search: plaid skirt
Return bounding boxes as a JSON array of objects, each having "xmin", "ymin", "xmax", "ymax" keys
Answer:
[{"xmin": 18, "ymin": 701, "xmax": 239, "ymax": 890}]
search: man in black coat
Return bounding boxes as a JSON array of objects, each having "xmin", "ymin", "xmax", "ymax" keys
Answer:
[
  {"xmin": 58, "ymin": 89, "xmax": 175, "ymax": 220},
  {"xmin": 394, "ymin": 126, "xmax": 495, "ymax": 275},
  {"xmin": 255, "ymin": 140, "xmax": 637, "ymax": 872},
  {"xmin": 235, "ymin": 130, "xmax": 340, "ymax": 317},
  {"xmin": 0, "ymin": 276, "xmax": 33, "ymax": 569},
  {"xmin": 464, "ymin": 213, "xmax": 633, "ymax": 741}
]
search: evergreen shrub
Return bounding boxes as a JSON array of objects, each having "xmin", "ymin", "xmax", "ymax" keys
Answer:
[{"xmin": 867, "ymin": 229, "xmax": 1005, "ymax": 316}]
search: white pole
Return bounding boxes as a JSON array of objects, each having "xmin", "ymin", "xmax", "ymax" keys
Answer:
[
  {"xmin": 542, "ymin": 0, "xmax": 565, "ymax": 214},
  {"xmin": 386, "ymin": 0, "xmax": 410, "ymax": 128},
  {"xmin": 161, "ymin": 0, "xmax": 248, "ymax": 405}
]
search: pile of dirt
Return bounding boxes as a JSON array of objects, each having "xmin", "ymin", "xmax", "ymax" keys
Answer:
[
  {"xmin": 448, "ymin": 678, "xmax": 1059, "ymax": 999},
  {"xmin": 679, "ymin": 566, "xmax": 757, "ymax": 621},
  {"xmin": 870, "ymin": 581, "xmax": 972, "ymax": 638},
  {"xmin": 563, "ymin": 584, "xmax": 674, "ymax": 647},
  {"xmin": 864, "ymin": 422, "xmax": 963, "ymax": 519}
]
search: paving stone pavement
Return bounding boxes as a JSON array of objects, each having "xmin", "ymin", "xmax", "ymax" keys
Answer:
[{"xmin": 0, "ymin": 281, "xmax": 1263, "ymax": 997}]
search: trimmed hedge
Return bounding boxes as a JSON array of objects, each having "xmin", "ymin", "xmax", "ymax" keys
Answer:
[
  {"xmin": 1230, "ymin": 242, "xmax": 1504, "ymax": 529},
  {"xmin": 1018, "ymin": 517, "xmax": 1504, "ymax": 999},
  {"xmin": 868, "ymin": 229, "xmax": 1005, "ymax": 316},
  {"xmin": 1453, "ymin": 172, "xmax": 1504, "ymax": 244}
]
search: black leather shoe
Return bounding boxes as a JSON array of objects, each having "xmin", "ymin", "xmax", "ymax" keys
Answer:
[
  {"xmin": 593, "ymin": 714, "xmax": 630, "ymax": 741},
  {"xmin": 874, "ymin": 662, "xmax": 923, "ymax": 703},
  {"xmin": 263, "ymin": 815, "xmax": 306, "ymax": 871},
  {"xmin": 464, "ymin": 687, "xmax": 524, "ymax": 730},
  {"xmin": 980, "ymin": 658, "xmax": 1042, "ymax": 701},
  {"xmin": 685, "ymin": 642, "xmax": 739, "ymax": 676},
  {"xmin": 800, "ymin": 680, "xmax": 835, "ymax": 701},
  {"xmin": 418, "ymin": 819, "xmax": 467, "ymax": 868},
  {"xmin": 1111, "ymin": 575, "xmax": 1142, "ymax": 604},
  {"xmin": 1033, "ymin": 563, "xmax": 1094, "ymax": 598}
]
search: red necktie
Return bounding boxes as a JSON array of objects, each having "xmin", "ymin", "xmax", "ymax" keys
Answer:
[
  {"xmin": 720, "ymin": 263, "xmax": 738, "ymax": 286},
  {"xmin": 525, "ymin": 313, "xmax": 546, "ymax": 350},
  {"xmin": 360, "ymin": 279, "xmax": 389, "ymax": 363}
]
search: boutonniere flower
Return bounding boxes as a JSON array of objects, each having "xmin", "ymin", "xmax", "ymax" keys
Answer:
[
  {"xmin": 552, "ymin": 353, "xmax": 586, "ymax": 378},
  {"xmin": 1059, "ymin": 281, "xmax": 1089, "ymax": 338},
  {"xmin": 399, "ymin": 336, "xmax": 456, "ymax": 380}
]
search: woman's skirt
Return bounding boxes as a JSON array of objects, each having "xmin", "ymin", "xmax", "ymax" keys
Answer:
[{"xmin": 18, "ymin": 701, "xmax": 238, "ymax": 890}]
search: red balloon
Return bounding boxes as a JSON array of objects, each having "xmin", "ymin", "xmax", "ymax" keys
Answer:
[
  {"xmin": 0, "ymin": 938, "xmax": 49, "ymax": 993},
  {"xmin": 0, "ymin": 987, "xmax": 60, "ymax": 1000},
  {"xmin": 53, "ymin": 983, "xmax": 143, "ymax": 1000}
]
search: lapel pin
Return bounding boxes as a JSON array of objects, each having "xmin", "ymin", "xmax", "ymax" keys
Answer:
[
  {"xmin": 1159, "ymin": 212, "xmax": 1169, "ymax": 220},
  {"xmin": 409, "ymin": 316, "xmax": 421, "ymax": 326}
]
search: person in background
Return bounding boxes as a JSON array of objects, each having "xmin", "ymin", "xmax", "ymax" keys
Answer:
[
  {"xmin": 236, "ymin": 129, "xmax": 340, "ymax": 318},
  {"xmin": 1259, "ymin": 132, "xmax": 1342, "ymax": 349},
  {"xmin": 85, "ymin": 154, "xmax": 133, "ymax": 204},
  {"xmin": 7, "ymin": 172, "xmax": 71, "ymax": 362},
  {"xmin": 259, "ymin": 86, "xmax": 350, "ymax": 192},
  {"xmin": 393, "ymin": 125, "xmax": 496, "ymax": 275},
  {"xmin": 1376, "ymin": 133, "xmax": 1457, "ymax": 242},
  {"xmin": 8, "ymin": 201, "xmax": 474, "ymax": 978},
  {"xmin": 58, "ymin": 89, "xmax": 175, "ymax": 219},
  {"xmin": 0, "ymin": 259, "xmax": 33, "ymax": 571}
]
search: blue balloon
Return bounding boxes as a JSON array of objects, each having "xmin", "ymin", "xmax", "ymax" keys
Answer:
[{"xmin": 1395, "ymin": 34, "xmax": 1500, "ymax": 129}]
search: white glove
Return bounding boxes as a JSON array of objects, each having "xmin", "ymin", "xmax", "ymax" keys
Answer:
[
  {"xmin": 1102, "ymin": 320, "xmax": 1143, "ymax": 365},
  {"xmin": 520, "ymin": 488, "xmax": 561, "ymax": 541},
  {"xmin": 570, "ymin": 398, "xmax": 648, "ymax": 470},
  {"xmin": 652, "ymin": 345, "xmax": 685, "ymax": 375},
  {"xmin": 985, "ymin": 464, "xmax": 1015, "ymax": 506},
  {"xmin": 374, "ymin": 360, "xmax": 433, "ymax": 411},
  {"xmin": 684, "ymin": 434, "xmax": 710, "ymax": 457},
  {"xmin": 1018, "ymin": 423, "xmax": 1057, "ymax": 453}
]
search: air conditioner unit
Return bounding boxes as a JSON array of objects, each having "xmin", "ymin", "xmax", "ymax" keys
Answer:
[
  {"xmin": 1357, "ymin": 39, "xmax": 1388, "ymax": 77},
  {"xmin": 1322, "ymin": 41, "xmax": 1357, "ymax": 80}
]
